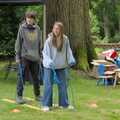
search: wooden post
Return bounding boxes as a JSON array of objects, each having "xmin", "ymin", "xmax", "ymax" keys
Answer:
[{"xmin": 43, "ymin": 4, "xmax": 46, "ymax": 43}]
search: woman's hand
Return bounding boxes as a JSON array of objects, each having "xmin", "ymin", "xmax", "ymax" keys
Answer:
[{"xmin": 69, "ymin": 61, "xmax": 76, "ymax": 67}]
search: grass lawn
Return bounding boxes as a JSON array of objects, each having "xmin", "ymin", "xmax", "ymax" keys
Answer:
[{"xmin": 0, "ymin": 62, "xmax": 120, "ymax": 120}]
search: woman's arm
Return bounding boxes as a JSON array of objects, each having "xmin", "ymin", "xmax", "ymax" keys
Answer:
[{"xmin": 66, "ymin": 37, "xmax": 76, "ymax": 66}]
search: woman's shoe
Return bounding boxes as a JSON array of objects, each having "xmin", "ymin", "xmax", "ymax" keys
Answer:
[
  {"xmin": 68, "ymin": 105, "xmax": 74, "ymax": 110},
  {"xmin": 41, "ymin": 106, "xmax": 50, "ymax": 112}
]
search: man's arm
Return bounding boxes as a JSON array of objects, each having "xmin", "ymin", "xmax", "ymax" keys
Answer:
[{"xmin": 15, "ymin": 26, "xmax": 23, "ymax": 63}]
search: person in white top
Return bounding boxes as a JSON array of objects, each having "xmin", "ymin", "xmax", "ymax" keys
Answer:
[{"xmin": 41, "ymin": 21, "xmax": 75, "ymax": 111}]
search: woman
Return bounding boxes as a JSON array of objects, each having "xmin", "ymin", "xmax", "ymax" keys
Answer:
[
  {"xmin": 42, "ymin": 22, "xmax": 75, "ymax": 111},
  {"xmin": 15, "ymin": 11, "xmax": 41, "ymax": 104}
]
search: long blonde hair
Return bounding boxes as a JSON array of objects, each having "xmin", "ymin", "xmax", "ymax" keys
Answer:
[{"xmin": 52, "ymin": 22, "xmax": 64, "ymax": 52}]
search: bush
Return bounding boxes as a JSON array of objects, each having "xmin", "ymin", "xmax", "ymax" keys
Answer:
[
  {"xmin": 0, "ymin": 6, "xmax": 43, "ymax": 57},
  {"xmin": 89, "ymin": 10, "xmax": 100, "ymax": 35},
  {"xmin": 109, "ymin": 32, "xmax": 120, "ymax": 43}
]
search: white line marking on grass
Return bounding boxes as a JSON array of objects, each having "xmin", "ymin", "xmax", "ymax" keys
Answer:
[
  {"xmin": 24, "ymin": 97, "xmax": 34, "ymax": 101},
  {"xmin": 2, "ymin": 98, "xmax": 41, "ymax": 111},
  {"xmin": 23, "ymin": 104, "xmax": 40, "ymax": 110},
  {"xmin": 2, "ymin": 99, "xmax": 15, "ymax": 103}
]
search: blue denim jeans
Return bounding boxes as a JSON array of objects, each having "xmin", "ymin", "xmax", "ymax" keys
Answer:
[{"xmin": 42, "ymin": 68, "xmax": 69, "ymax": 107}]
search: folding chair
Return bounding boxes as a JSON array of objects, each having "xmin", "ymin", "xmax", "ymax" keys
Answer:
[
  {"xmin": 97, "ymin": 64, "xmax": 114, "ymax": 86},
  {"xmin": 114, "ymin": 69, "xmax": 120, "ymax": 87}
]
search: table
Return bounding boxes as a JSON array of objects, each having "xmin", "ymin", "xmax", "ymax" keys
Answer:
[
  {"xmin": 91, "ymin": 60, "xmax": 116, "ymax": 78},
  {"xmin": 92, "ymin": 59, "xmax": 108, "ymax": 64}
]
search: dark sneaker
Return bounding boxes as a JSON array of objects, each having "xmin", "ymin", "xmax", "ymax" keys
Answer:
[
  {"xmin": 35, "ymin": 96, "xmax": 43, "ymax": 102},
  {"xmin": 16, "ymin": 96, "xmax": 26, "ymax": 104}
]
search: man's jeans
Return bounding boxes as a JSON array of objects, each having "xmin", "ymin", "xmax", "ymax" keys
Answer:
[
  {"xmin": 16, "ymin": 58, "xmax": 40, "ymax": 97},
  {"xmin": 42, "ymin": 68, "xmax": 69, "ymax": 107}
]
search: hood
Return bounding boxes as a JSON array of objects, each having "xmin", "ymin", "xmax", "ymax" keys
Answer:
[{"xmin": 21, "ymin": 22, "xmax": 37, "ymax": 30}]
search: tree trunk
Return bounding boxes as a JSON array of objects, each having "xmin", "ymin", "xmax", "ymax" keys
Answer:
[
  {"xmin": 56, "ymin": 0, "xmax": 70, "ymax": 36},
  {"xmin": 118, "ymin": 16, "xmax": 120, "ymax": 32},
  {"xmin": 69, "ymin": 0, "xmax": 89, "ymax": 70},
  {"xmin": 83, "ymin": 0, "xmax": 96, "ymax": 68},
  {"xmin": 103, "ymin": 8, "xmax": 111, "ymax": 38},
  {"xmin": 46, "ymin": 0, "xmax": 96, "ymax": 71},
  {"xmin": 46, "ymin": 0, "xmax": 70, "ymax": 35},
  {"xmin": 46, "ymin": 0, "xmax": 57, "ymax": 35}
]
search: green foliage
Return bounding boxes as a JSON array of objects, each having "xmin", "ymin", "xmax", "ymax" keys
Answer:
[
  {"xmin": 0, "ymin": 6, "xmax": 19, "ymax": 57},
  {"xmin": 109, "ymin": 32, "xmax": 120, "ymax": 43},
  {"xmin": 89, "ymin": 10, "xmax": 100, "ymax": 35},
  {"xmin": 90, "ymin": 0, "xmax": 120, "ymax": 43}
]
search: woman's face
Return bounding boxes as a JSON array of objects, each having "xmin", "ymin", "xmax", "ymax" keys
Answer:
[
  {"xmin": 52, "ymin": 24, "xmax": 61, "ymax": 37},
  {"xmin": 26, "ymin": 17, "xmax": 34, "ymax": 25}
]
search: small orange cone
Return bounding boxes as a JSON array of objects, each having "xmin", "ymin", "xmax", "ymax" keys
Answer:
[
  {"xmin": 90, "ymin": 103, "xmax": 98, "ymax": 108},
  {"xmin": 88, "ymin": 101, "xmax": 98, "ymax": 108},
  {"xmin": 11, "ymin": 109, "xmax": 20, "ymax": 113}
]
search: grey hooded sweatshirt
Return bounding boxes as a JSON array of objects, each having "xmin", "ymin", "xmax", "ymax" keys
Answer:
[{"xmin": 15, "ymin": 22, "xmax": 41, "ymax": 62}]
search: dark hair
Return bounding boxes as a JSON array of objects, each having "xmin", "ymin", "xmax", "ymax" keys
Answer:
[{"xmin": 25, "ymin": 11, "xmax": 36, "ymax": 19}]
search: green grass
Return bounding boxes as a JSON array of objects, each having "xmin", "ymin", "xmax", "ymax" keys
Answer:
[{"xmin": 0, "ymin": 64, "xmax": 120, "ymax": 120}]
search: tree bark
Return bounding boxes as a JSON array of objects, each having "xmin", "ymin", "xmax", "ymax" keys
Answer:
[
  {"xmin": 103, "ymin": 14, "xmax": 111, "ymax": 38},
  {"xmin": 69, "ymin": 0, "xmax": 89, "ymax": 70},
  {"xmin": 46, "ymin": 0, "xmax": 57, "ymax": 35}
]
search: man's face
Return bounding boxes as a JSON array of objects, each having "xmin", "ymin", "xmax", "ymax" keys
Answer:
[
  {"xmin": 26, "ymin": 17, "xmax": 34, "ymax": 25},
  {"xmin": 52, "ymin": 24, "xmax": 61, "ymax": 37}
]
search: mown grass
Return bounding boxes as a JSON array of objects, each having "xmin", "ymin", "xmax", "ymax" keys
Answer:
[{"xmin": 0, "ymin": 62, "xmax": 120, "ymax": 120}]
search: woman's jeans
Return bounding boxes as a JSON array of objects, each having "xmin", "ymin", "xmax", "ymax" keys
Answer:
[
  {"xmin": 42, "ymin": 68, "xmax": 69, "ymax": 107},
  {"xmin": 16, "ymin": 58, "xmax": 40, "ymax": 97}
]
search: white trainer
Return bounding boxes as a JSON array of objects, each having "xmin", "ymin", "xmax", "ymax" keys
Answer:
[
  {"xmin": 68, "ymin": 105, "xmax": 74, "ymax": 110},
  {"xmin": 41, "ymin": 106, "xmax": 50, "ymax": 112}
]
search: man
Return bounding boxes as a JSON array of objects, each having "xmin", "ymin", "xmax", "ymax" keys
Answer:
[{"xmin": 15, "ymin": 11, "xmax": 41, "ymax": 104}]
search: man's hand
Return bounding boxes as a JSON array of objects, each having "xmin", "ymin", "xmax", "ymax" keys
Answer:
[{"xmin": 16, "ymin": 59, "xmax": 21, "ymax": 64}]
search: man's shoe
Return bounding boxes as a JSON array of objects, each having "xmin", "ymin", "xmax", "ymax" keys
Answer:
[
  {"xmin": 16, "ymin": 96, "xmax": 26, "ymax": 104},
  {"xmin": 59, "ymin": 105, "xmax": 74, "ymax": 110}
]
